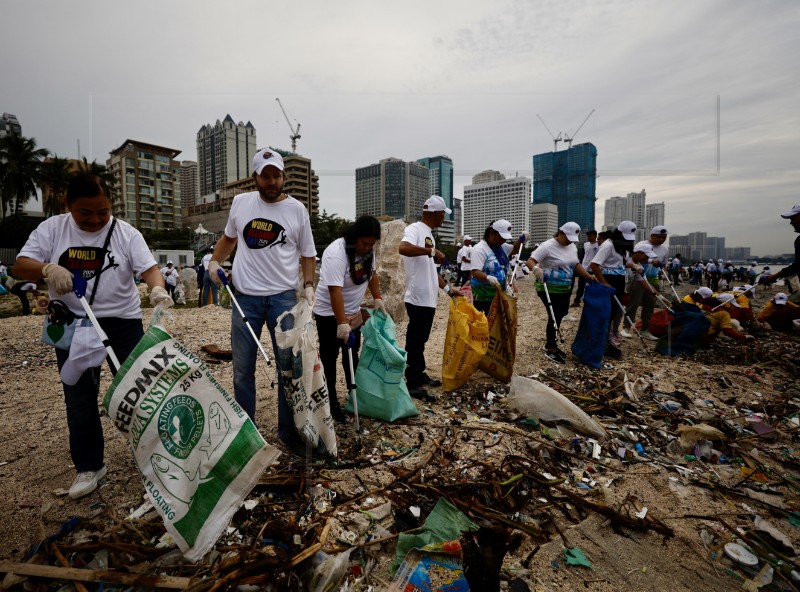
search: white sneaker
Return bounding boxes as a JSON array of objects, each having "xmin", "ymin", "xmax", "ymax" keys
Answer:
[
  {"xmin": 619, "ymin": 328, "xmax": 633, "ymax": 338},
  {"xmin": 69, "ymin": 465, "xmax": 107, "ymax": 499},
  {"xmin": 563, "ymin": 314, "xmax": 578, "ymax": 322},
  {"xmin": 640, "ymin": 330, "xmax": 659, "ymax": 341}
]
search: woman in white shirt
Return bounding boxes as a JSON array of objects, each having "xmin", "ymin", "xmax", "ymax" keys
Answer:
[
  {"xmin": 313, "ymin": 216, "xmax": 385, "ymax": 422},
  {"xmin": 527, "ymin": 222, "xmax": 594, "ymax": 363},
  {"xmin": 12, "ymin": 174, "xmax": 172, "ymax": 500},
  {"xmin": 590, "ymin": 221, "xmax": 636, "ymax": 346}
]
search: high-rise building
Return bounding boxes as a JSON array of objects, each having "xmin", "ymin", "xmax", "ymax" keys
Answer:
[
  {"xmin": 196, "ymin": 115, "xmax": 256, "ymax": 196},
  {"xmin": 179, "ymin": 160, "xmax": 199, "ymax": 209},
  {"xmin": 417, "ymin": 155, "xmax": 455, "ymax": 243},
  {"xmin": 277, "ymin": 149, "xmax": 320, "ymax": 217},
  {"xmin": 452, "ymin": 196, "xmax": 463, "ymax": 240},
  {"xmin": 604, "ymin": 189, "xmax": 647, "ymax": 239},
  {"xmin": 530, "ymin": 203, "xmax": 559, "ymax": 245},
  {"xmin": 472, "ymin": 170, "xmax": 505, "ymax": 185},
  {"xmin": 668, "ymin": 232, "xmax": 727, "ymax": 261},
  {"xmin": 533, "ymin": 143, "xmax": 597, "ymax": 237},
  {"xmin": 463, "ymin": 176, "xmax": 531, "ymax": 241},
  {"xmin": 646, "ymin": 202, "xmax": 665, "ymax": 231},
  {"xmin": 107, "ymin": 139, "xmax": 182, "ymax": 232},
  {"xmin": 0, "ymin": 113, "xmax": 21, "ymax": 137},
  {"xmin": 355, "ymin": 158, "xmax": 430, "ymax": 221}
]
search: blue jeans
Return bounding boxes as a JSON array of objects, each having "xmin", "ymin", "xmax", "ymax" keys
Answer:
[
  {"xmin": 202, "ymin": 271, "xmax": 218, "ymax": 306},
  {"xmin": 231, "ymin": 290, "xmax": 297, "ymax": 439}
]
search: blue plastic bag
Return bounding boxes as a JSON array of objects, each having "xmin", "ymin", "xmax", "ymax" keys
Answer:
[
  {"xmin": 655, "ymin": 302, "xmax": 710, "ymax": 357},
  {"xmin": 571, "ymin": 282, "xmax": 615, "ymax": 368},
  {"xmin": 345, "ymin": 311, "xmax": 419, "ymax": 422}
]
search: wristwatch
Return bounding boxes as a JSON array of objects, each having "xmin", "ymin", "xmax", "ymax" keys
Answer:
[{"xmin": 304, "ymin": 280, "xmax": 313, "ymax": 287}]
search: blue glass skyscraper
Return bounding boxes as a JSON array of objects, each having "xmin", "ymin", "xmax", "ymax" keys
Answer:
[{"xmin": 533, "ymin": 142, "xmax": 597, "ymax": 233}]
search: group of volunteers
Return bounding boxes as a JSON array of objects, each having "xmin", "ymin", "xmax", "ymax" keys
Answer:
[{"xmin": 9, "ymin": 142, "xmax": 800, "ymax": 496}]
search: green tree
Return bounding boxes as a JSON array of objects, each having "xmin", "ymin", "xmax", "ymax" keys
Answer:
[
  {"xmin": 39, "ymin": 156, "xmax": 72, "ymax": 217},
  {"xmin": 75, "ymin": 156, "xmax": 118, "ymax": 197},
  {"xmin": 0, "ymin": 133, "xmax": 48, "ymax": 219},
  {"xmin": 310, "ymin": 209, "xmax": 351, "ymax": 253}
]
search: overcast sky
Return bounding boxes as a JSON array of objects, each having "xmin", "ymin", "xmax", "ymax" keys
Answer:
[{"xmin": 2, "ymin": 0, "xmax": 798, "ymax": 256}]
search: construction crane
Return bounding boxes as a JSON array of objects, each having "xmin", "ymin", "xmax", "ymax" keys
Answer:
[
  {"xmin": 563, "ymin": 109, "xmax": 595, "ymax": 148},
  {"xmin": 536, "ymin": 114, "xmax": 562, "ymax": 152},
  {"xmin": 275, "ymin": 98, "xmax": 301, "ymax": 153}
]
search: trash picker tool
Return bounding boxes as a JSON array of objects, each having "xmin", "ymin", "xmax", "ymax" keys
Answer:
[
  {"xmin": 659, "ymin": 267, "xmax": 682, "ymax": 303},
  {"xmin": 345, "ymin": 333, "xmax": 362, "ymax": 449},
  {"xmin": 641, "ymin": 278, "xmax": 675, "ymax": 314},
  {"xmin": 217, "ymin": 269, "xmax": 272, "ymax": 367},
  {"xmin": 541, "ymin": 281, "xmax": 564, "ymax": 344},
  {"xmin": 72, "ymin": 274, "xmax": 121, "ymax": 372},
  {"xmin": 612, "ymin": 293, "xmax": 648, "ymax": 350},
  {"xmin": 506, "ymin": 258, "xmax": 522, "ymax": 297}
]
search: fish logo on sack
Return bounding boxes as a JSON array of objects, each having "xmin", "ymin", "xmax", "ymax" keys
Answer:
[
  {"xmin": 243, "ymin": 218, "xmax": 287, "ymax": 249},
  {"xmin": 158, "ymin": 395, "xmax": 205, "ymax": 459},
  {"xmin": 58, "ymin": 246, "xmax": 118, "ymax": 280}
]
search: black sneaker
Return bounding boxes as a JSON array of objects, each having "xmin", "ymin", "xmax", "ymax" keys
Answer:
[
  {"xmin": 409, "ymin": 387, "xmax": 436, "ymax": 403},
  {"xmin": 571, "ymin": 301, "xmax": 581, "ymax": 308},
  {"xmin": 330, "ymin": 405, "xmax": 348, "ymax": 424},
  {"xmin": 544, "ymin": 350, "xmax": 565, "ymax": 364},
  {"xmin": 420, "ymin": 373, "xmax": 442, "ymax": 388}
]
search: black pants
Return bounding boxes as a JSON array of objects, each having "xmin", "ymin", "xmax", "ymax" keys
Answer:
[
  {"xmin": 606, "ymin": 275, "xmax": 626, "ymax": 334},
  {"xmin": 573, "ymin": 275, "xmax": 587, "ymax": 304},
  {"xmin": 9, "ymin": 284, "xmax": 31, "ymax": 315},
  {"xmin": 55, "ymin": 317, "xmax": 143, "ymax": 472},
  {"xmin": 314, "ymin": 314, "xmax": 362, "ymax": 409},
  {"xmin": 404, "ymin": 303, "xmax": 435, "ymax": 389},
  {"xmin": 538, "ymin": 289, "xmax": 570, "ymax": 350}
]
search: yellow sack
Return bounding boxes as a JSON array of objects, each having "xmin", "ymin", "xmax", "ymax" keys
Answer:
[
  {"xmin": 442, "ymin": 296, "xmax": 489, "ymax": 392},
  {"xmin": 478, "ymin": 289, "xmax": 517, "ymax": 382}
]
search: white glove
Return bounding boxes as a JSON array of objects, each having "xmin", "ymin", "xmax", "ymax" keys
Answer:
[
  {"xmin": 487, "ymin": 275, "xmax": 500, "ymax": 287},
  {"xmin": 532, "ymin": 266, "xmax": 544, "ymax": 282},
  {"xmin": 373, "ymin": 298, "xmax": 387, "ymax": 315},
  {"xmin": 631, "ymin": 264, "xmax": 644, "ymax": 274},
  {"xmin": 208, "ymin": 261, "xmax": 223, "ymax": 285},
  {"xmin": 42, "ymin": 263, "xmax": 74, "ymax": 295},
  {"xmin": 305, "ymin": 286, "xmax": 316, "ymax": 307},
  {"xmin": 337, "ymin": 323, "xmax": 351, "ymax": 342},
  {"xmin": 149, "ymin": 285, "xmax": 174, "ymax": 309}
]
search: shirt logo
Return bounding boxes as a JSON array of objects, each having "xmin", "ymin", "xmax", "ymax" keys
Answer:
[
  {"xmin": 243, "ymin": 218, "xmax": 287, "ymax": 249},
  {"xmin": 58, "ymin": 246, "xmax": 117, "ymax": 280}
]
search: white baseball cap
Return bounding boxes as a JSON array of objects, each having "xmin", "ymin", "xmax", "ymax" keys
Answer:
[
  {"xmin": 695, "ymin": 287, "xmax": 713, "ymax": 299},
  {"xmin": 422, "ymin": 195, "xmax": 451, "ymax": 214},
  {"xmin": 463, "ymin": 235, "xmax": 472, "ymax": 242},
  {"xmin": 633, "ymin": 241, "xmax": 657, "ymax": 258},
  {"xmin": 617, "ymin": 220, "xmax": 637, "ymax": 240},
  {"xmin": 491, "ymin": 219, "xmax": 513, "ymax": 240},
  {"xmin": 559, "ymin": 222, "xmax": 581, "ymax": 242},
  {"xmin": 774, "ymin": 292, "xmax": 788, "ymax": 305},
  {"xmin": 651, "ymin": 225, "xmax": 668, "ymax": 235},
  {"xmin": 252, "ymin": 148, "xmax": 285, "ymax": 174},
  {"xmin": 716, "ymin": 293, "xmax": 741, "ymax": 307},
  {"xmin": 780, "ymin": 204, "xmax": 800, "ymax": 219},
  {"xmin": 60, "ymin": 322, "xmax": 108, "ymax": 386}
]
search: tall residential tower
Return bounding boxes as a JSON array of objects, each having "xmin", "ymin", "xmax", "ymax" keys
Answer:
[{"xmin": 196, "ymin": 115, "xmax": 256, "ymax": 197}]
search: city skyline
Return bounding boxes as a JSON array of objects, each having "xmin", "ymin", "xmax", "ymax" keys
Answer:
[{"xmin": 1, "ymin": 1, "xmax": 798, "ymax": 256}]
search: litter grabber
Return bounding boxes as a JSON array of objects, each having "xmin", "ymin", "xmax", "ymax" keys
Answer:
[
  {"xmin": 541, "ymin": 281, "xmax": 564, "ymax": 344},
  {"xmin": 658, "ymin": 267, "xmax": 681, "ymax": 303},
  {"xmin": 217, "ymin": 269, "xmax": 272, "ymax": 368},
  {"xmin": 71, "ymin": 274, "xmax": 121, "ymax": 372},
  {"xmin": 345, "ymin": 331, "xmax": 362, "ymax": 449},
  {"xmin": 611, "ymin": 293, "xmax": 648, "ymax": 350},
  {"xmin": 506, "ymin": 257, "xmax": 522, "ymax": 297},
  {"xmin": 641, "ymin": 279, "xmax": 675, "ymax": 314}
]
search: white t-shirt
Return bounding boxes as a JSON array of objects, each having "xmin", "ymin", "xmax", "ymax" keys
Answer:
[
  {"xmin": 531, "ymin": 238, "xmax": 580, "ymax": 291},
  {"xmin": 161, "ymin": 265, "xmax": 177, "ymax": 286},
  {"xmin": 401, "ymin": 221, "xmax": 439, "ymax": 308},
  {"xmin": 201, "ymin": 253, "xmax": 213, "ymax": 270},
  {"xmin": 313, "ymin": 238, "xmax": 376, "ymax": 317},
  {"xmin": 224, "ymin": 192, "xmax": 316, "ymax": 296},
  {"xmin": 591, "ymin": 239, "xmax": 625, "ymax": 276},
  {"xmin": 581, "ymin": 241, "xmax": 599, "ymax": 268},
  {"xmin": 18, "ymin": 214, "xmax": 156, "ymax": 319},
  {"xmin": 456, "ymin": 244, "xmax": 472, "ymax": 267}
]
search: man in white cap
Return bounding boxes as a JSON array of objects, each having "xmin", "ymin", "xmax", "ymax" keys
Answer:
[
  {"xmin": 207, "ymin": 147, "xmax": 317, "ymax": 453},
  {"xmin": 683, "ymin": 286, "xmax": 713, "ymax": 306},
  {"xmin": 765, "ymin": 203, "xmax": 800, "ymax": 304},
  {"xmin": 757, "ymin": 292, "xmax": 800, "ymax": 331},
  {"xmin": 160, "ymin": 260, "xmax": 177, "ymax": 298},
  {"xmin": 456, "ymin": 235, "xmax": 473, "ymax": 285},
  {"xmin": 399, "ymin": 195, "xmax": 451, "ymax": 402},
  {"xmin": 621, "ymin": 226, "xmax": 669, "ymax": 341}
]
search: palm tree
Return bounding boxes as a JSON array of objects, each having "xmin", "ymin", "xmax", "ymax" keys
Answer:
[
  {"xmin": 0, "ymin": 133, "xmax": 49, "ymax": 219},
  {"xmin": 75, "ymin": 156, "xmax": 118, "ymax": 197},
  {"xmin": 39, "ymin": 156, "xmax": 73, "ymax": 217}
]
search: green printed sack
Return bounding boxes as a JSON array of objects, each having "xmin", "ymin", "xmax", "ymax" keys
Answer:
[{"xmin": 103, "ymin": 324, "xmax": 279, "ymax": 561}]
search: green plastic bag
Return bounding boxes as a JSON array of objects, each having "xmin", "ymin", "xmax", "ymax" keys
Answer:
[{"xmin": 344, "ymin": 310, "xmax": 419, "ymax": 422}]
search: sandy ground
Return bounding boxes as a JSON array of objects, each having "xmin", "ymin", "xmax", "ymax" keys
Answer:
[{"xmin": 0, "ymin": 278, "xmax": 798, "ymax": 591}]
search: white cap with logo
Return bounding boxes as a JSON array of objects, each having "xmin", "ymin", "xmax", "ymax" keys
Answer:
[
  {"xmin": 491, "ymin": 219, "xmax": 513, "ymax": 240},
  {"xmin": 633, "ymin": 241, "xmax": 657, "ymax": 258},
  {"xmin": 651, "ymin": 225, "xmax": 668, "ymax": 235},
  {"xmin": 253, "ymin": 148, "xmax": 285, "ymax": 175},
  {"xmin": 781, "ymin": 204, "xmax": 800, "ymax": 219},
  {"xmin": 774, "ymin": 292, "xmax": 788, "ymax": 305},
  {"xmin": 617, "ymin": 220, "xmax": 637, "ymax": 240},
  {"xmin": 422, "ymin": 195, "xmax": 451, "ymax": 214},
  {"xmin": 559, "ymin": 222, "xmax": 581, "ymax": 242}
]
